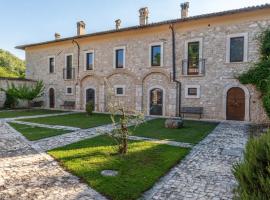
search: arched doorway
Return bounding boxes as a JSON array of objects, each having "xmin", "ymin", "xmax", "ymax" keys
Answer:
[
  {"xmin": 149, "ymin": 88, "xmax": 163, "ymax": 116},
  {"xmin": 49, "ymin": 88, "xmax": 55, "ymax": 108},
  {"xmin": 86, "ymin": 88, "xmax": 95, "ymax": 110},
  {"xmin": 226, "ymin": 87, "xmax": 245, "ymax": 121}
]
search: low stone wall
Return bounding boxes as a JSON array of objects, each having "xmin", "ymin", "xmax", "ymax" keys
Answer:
[{"xmin": 0, "ymin": 77, "xmax": 37, "ymax": 108}]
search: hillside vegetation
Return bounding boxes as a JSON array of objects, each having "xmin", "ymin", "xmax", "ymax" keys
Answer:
[{"xmin": 0, "ymin": 49, "xmax": 25, "ymax": 78}]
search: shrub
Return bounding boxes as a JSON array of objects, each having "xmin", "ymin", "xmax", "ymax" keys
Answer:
[
  {"xmin": 85, "ymin": 101, "xmax": 94, "ymax": 115},
  {"xmin": 233, "ymin": 131, "xmax": 270, "ymax": 200},
  {"xmin": 4, "ymin": 93, "xmax": 18, "ymax": 108}
]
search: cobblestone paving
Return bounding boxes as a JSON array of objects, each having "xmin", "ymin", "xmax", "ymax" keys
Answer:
[
  {"xmin": 128, "ymin": 135, "xmax": 193, "ymax": 148},
  {"xmin": 0, "ymin": 122, "xmax": 107, "ymax": 200},
  {"xmin": 31, "ymin": 124, "xmax": 115, "ymax": 151},
  {"xmin": 142, "ymin": 121, "xmax": 250, "ymax": 200},
  {"xmin": 10, "ymin": 120, "xmax": 81, "ymax": 131}
]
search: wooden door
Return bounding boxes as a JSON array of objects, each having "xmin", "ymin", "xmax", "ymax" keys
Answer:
[
  {"xmin": 226, "ymin": 87, "xmax": 245, "ymax": 121},
  {"xmin": 86, "ymin": 88, "xmax": 95, "ymax": 110},
  {"xmin": 49, "ymin": 88, "xmax": 55, "ymax": 108},
  {"xmin": 150, "ymin": 88, "xmax": 163, "ymax": 116}
]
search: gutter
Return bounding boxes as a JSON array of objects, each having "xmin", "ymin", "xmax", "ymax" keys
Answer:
[{"xmin": 169, "ymin": 24, "xmax": 182, "ymax": 117}]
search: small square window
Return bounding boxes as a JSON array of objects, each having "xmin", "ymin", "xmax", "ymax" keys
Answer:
[
  {"xmin": 188, "ymin": 88, "xmax": 197, "ymax": 96},
  {"xmin": 66, "ymin": 87, "xmax": 73, "ymax": 95},
  {"xmin": 115, "ymin": 87, "xmax": 124, "ymax": 96}
]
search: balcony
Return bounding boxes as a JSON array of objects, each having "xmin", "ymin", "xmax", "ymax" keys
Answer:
[
  {"xmin": 63, "ymin": 68, "xmax": 75, "ymax": 80},
  {"xmin": 182, "ymin": 59, "xmax": 206, "ymax": 76}
]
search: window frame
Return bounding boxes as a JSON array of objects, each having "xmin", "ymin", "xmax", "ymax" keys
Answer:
[
  {"xmin": 226, "ymin": 33, "xmax": 248, "ymax": 63},
  {"xmin": 185, "ymin": 85, "xmax": 201, "ymax": 99},
  {"xmin": 113, "ymin": 46, "xmax": 126, "ymax": 69},
  {"xmin": 66, "ymin": 86, "xmax": 73, "ymax": 95},
  {"xmin": 84, "ymin": 50, "xmax": 95, "ymax": 71},
  {"xmin": 114, "ymin": 85, "xmax": 125, "ymax": 96},
  {"xmin": 149, "ymin": 42, "xmax": 164, "ymax": 67},
  {"xmin": 48, "ymin": 56, "xmax": 55, "ymax": 74},
  {"xmin": 64, "ymin": 53, "xmax": 73, "ymax": 80}
]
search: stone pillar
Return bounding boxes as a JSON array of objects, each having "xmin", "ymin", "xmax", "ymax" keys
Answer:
[
  {"xmin": 136, "ymin": 85, "xmax": 142, "ymax": 112},
  {"xmin": 99, "ymin": 85, "xmax": 105, "ymax": 112},
  {"xmin": 75, "ymin": 84, "xmax": 81, "ymax": 110}
]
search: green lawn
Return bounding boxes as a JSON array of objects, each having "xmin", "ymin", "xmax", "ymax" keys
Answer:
[
  {"xmin": 131, "ymin": 119, "xmax": 218, "ymax": 144},
  {"xmin": 48, "ymin": 135, "xmax": 189, "ymax": 200},
  {"xmin": 9, "ymin": 122, "xmax": 71, "ymax": 141},
  {"xmin": 0, "ymin": 109, "xmax": 65, "ymax": 119},
  {"xmin": 20, "ymin": 113, "xmax": 118, "ymax": 129}
]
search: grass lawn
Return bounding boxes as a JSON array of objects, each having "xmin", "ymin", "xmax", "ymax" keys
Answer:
[
  {"xmin": 0, "ymin": 109, "xmax": 65, "ymax": 119},
  {"xmin": 20, "ymin": 113, "xmax": 118, "ymax": 129},
  {"xmin": 131, "ymin": 119, "xmax": 218, "ymax": 144},
  {"xmin": 9, "ymin": 122, "xmax": 71, "ymax": 141},
  {"xmin": 48, "ymin": 135, "xmax": 190, "ymax": 200}
]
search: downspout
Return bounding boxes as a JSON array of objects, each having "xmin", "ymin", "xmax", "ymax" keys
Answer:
[
  {"xmin": 72, "ymin": 39, "xmax": 81, "ymax": 109},
  {"xmin": 169, "ymin": 24, "xmax": 182, "ymax": 117}
]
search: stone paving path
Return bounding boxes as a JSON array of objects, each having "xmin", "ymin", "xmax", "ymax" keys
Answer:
[
  {"xmin": 0, "ymin": 122, "xmax": 107, "ymax": 200},
  {"xmin": 10, "ymin": 120, "xmax": 81, "ymax": 131},
  {"xmin": 142, "ymin": 121, "xmax": 249, "ymax": 200},
  {"xmin": 128, "ymin": 135, "xmax": 193, "ymax": 148}
]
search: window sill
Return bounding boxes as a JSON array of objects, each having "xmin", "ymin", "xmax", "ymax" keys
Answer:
[
  {"xmin": 185, "ymin": 96, "xmax": 200, "ymax": 99},
  {"xmin": 180, "ymin": 74, "xmax": 205, "ymax": 77}
]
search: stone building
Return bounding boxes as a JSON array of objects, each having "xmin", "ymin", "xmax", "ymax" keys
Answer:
[{"xmin": 16, "ymin": 3, "xmax": 270, "ymax": 123}]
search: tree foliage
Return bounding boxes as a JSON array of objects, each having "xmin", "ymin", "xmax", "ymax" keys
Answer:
[
  {"xmin": 0, "ymin": 49, "xmax": 25, "ymax": 78},
  {"xmin": 233, "ymin": 131, "xmax": 270, "ymax": 200},
  {"xmin": 238, "ymin": 28, "xmax": 270, "ymax": 117}
]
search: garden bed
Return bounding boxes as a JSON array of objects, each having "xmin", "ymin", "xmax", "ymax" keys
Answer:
[{"xmin": 48, "ymin": 135, "xmax": 190, "ymax": 200}]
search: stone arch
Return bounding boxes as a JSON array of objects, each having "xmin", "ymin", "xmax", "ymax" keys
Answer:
[
  {"xmin": 223, "ymin": 83, "xmax": 250, "ymax": 121},
  {"xmin": 141, "ymin": 69, "xmax": 170, "ymax": 84},
  {"xmin": 106, "ymin": 70, "xmax": 140, "ymax": 84}
]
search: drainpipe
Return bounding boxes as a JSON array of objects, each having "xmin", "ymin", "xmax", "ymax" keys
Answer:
[
  {"xmin": 72, "ymin": 39, "xmax": 81, "ymax": 110},
  {"xmin": 169, "ymin": 24, "xmax": 182, "ymax": 117}
]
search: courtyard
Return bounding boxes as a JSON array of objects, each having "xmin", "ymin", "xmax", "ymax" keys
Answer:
[{"xmin": 0, "ymin": 109, "xmax": 249, "ymax": 200}]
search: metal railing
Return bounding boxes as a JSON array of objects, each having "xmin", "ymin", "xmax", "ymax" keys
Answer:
[
  {"xmin": 63, "ymin": 68, "xmax": 75, "ymax": 80},
  {"xmin": 182, "ymin": 59, "xmax": 206, "ymax": 76}
]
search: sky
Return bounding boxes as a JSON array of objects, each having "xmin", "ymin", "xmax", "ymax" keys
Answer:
[{"xmin": 1, "ymin": 0, "xmax": 269, "ymax": 60}]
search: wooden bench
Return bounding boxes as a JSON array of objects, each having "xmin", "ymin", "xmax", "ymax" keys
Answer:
[
  {"xmin": 60, "ymin": 101, "xmax": 75, "ymax": 110},
  {"xmin": 180, "ymin": 107, "xmax": 203, "ymax": 119},
  {"xmin": 31, "ymin": 101, "xmax": 44, "ymax": 108}
]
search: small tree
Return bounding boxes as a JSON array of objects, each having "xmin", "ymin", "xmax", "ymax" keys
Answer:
[
  {"xmin": 86, "ymin": 101, "xmax": 94, "ymax": 115},
  {"xmin": 0, "ymin": 80, "xmax": 45, "ymax": 108},
  {"xmin": 104, "ymin": 79, "xmax": 144, "ymax": 155}
]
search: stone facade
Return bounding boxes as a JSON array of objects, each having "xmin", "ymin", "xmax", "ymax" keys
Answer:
[{"xmin": 22, "ymin": 6, "xmax": 270, "ymax": 123}]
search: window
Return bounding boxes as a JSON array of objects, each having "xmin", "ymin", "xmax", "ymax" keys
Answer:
[
  {"xmin": 187, "ymin": 42, "xmax": 200, "ymax": 75},
  {"xmin": 226, "ymin": 33, "xmax": 248, "ymax": 63},
  {"xmin": 85, "ymin": 51, "xmax": 94, "ymax": 70},
  {"xmin": 185, "ymin": 85, "xmax": 200, "ymax": 98},
  {"xmin": 114, "ymin": 48, "xmax": 125, "ymax": 68},
  {"xmin": 230, "ymin": 37, "xmax": 244, "ymax": 62},
  {"xmin": 115, "ymin": 86, "xmax": 125, "ymax": 96},
  {"xmin": 48, "ymin": 56, "xmax": 55, "ymax": 73},
  {"xmin": 151, "ymin": 45, "xmax": 161, "ymax": 66},
  {"xmin": 66, "ymin": 87, "xmax": 73, "ymax": 95},
  {"xmin": 65, "ymin": 54, "xmax": 73, "ymax": 79}
]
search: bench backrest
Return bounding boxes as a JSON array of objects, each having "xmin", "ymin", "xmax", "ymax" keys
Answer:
[
  {"xmin": 181, "ymin": 107, "xmax": 203, "ymax": 113},
  {"xmin": 63, "ymin": 101, "xmax": 75, "ymax": 106}
]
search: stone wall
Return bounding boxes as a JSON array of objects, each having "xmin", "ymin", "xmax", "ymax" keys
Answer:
[
  {"xmin": 24, "ymin": 14, "xmax": 270, "ymax": 123},
  {"xmin": 0, "ymin": 78, "xmax": 37, "ymax": 108}
]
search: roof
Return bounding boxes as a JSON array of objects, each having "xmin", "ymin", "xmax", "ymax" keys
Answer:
[{"xmin": 16, "ymin": 3, "xmax": 270, "ymax": 50}]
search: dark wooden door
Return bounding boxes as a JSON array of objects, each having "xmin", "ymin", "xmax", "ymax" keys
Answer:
[
  {"xmin": 226, "ymin": 87, "xmax": 245, "ymax": 121},
  {"xmin": 49, "ymin": 88, "xmax": 55, "ymax": 108},
  {"xmin": 150, "ymin": 88, "xmax": 163, "ymax": 116},
  {"xmin": 86, "ymin": 88, "xmax": 95, "ymax": 110}
]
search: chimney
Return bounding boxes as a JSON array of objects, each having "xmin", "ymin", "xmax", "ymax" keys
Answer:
[
  {"xmin": 180, "ymin": 2, "xmax": 189, "ymax": 18},
  {"xmin": 77, "ymin": 21, "xmax": 86, "ymax": 36},
  {"xmin": 115, "ymin": 19, "xmax": 121, "ymax": 30},
  {"xmin": 139, "ymin": 7, "xmax": 149, "ymax": 26},
  {"xmin": 54, "ymin": 33, "xmax": 61, "ymax": 40}
]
